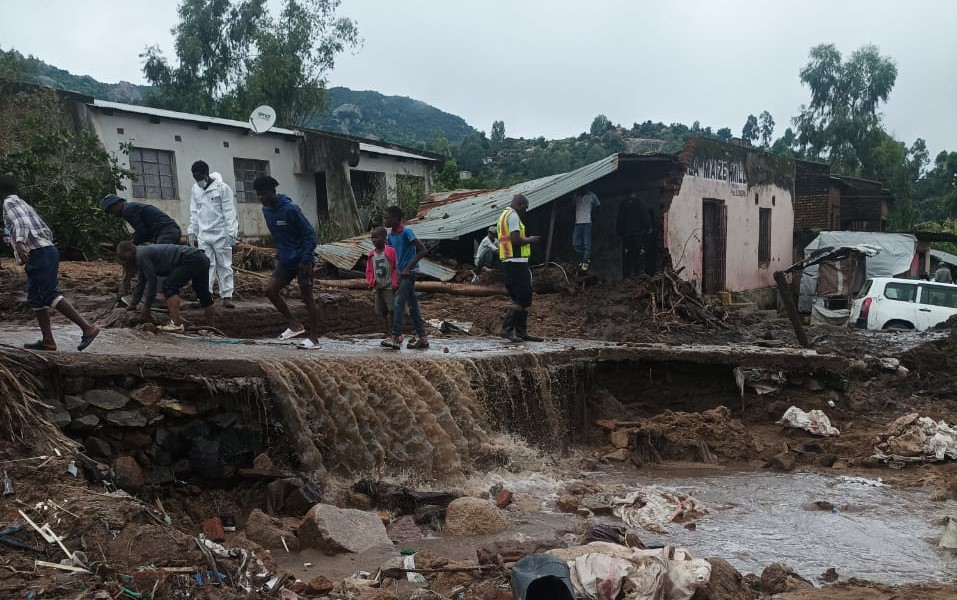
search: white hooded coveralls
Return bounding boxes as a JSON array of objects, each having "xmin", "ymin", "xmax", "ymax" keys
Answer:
[{"xmin": 188, "ymin": 172, "xmax": 238, "ymax": 299}]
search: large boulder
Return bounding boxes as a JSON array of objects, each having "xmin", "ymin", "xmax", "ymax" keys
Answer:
[
  {"xmin": 83, "ymin": 389, "xmax": 129, "ymax": 410},
  {"xmin": 691, "ymin": 557, "xmax": 754, "ymax": 600},
  {"xmin": 298, "ymin": 504, "xmax": 391, "ymax": 554},
  {"xmin": 443, "ymin": 497, "xmax": 507, "ymax": 536},
  {"xmin": 246, "ymin": 509, "xmax": 298, "ymax": 552},
  {"xmin": 760, "ymin": 563, "xmax": 812, "ymax": 594}
]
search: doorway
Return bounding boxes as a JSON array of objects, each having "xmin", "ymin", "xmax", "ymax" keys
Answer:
[{"xmin": 702, "ymin": 199, "xmax": 727, "ymax": 294}]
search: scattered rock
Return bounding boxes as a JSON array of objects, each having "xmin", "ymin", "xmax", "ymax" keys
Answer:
[
  {"xmin": 84, "ymin": 436, "xmax": 113, "ymax": 460},
  {"xmin": 304, "ymin": 576, "xmax": 334, "ymax": 596},
  {"xmin": 603, "ymin": 448, "xmax": 631, "ymax": 462},
  {"xmin": 878, "ymin": 357, "xmax": 900, "ymax": 372},
  {"xmin": 691, "ymin": 557, "xmax": 754, "ymax": 600},
  {"xmin": 443, "ymin": 497, "xmax": 507, "ymax": 536},
  {"xmin": 203, "ymin": 517, "xmax": 226, "ymax": 542},
  {"xmin": 63, "ymin": 395, "xmax": 87, "ymax": 411},
  {"xmin": 130, "ymin": 385, "xmax": 164, "ymax": 406},
  {"xmin": 386, "ymin": 515, "xmax": 422, "ymax": 543},
  {"xmin": 298, "ymin": 504, "xmax": 391, "ymax": 554},
  {"xmin": 149, "ymin": 467, "xmax": 175, "ymax": 485},
  {"xmin": 760, "ymin": 563, "xmax": 812, "ymax": 594},
  {"xmin": 159, "ymin": 399, "xmax": 198, "ymax": 416},
  {"xmin": 555, "ymin": 495, "xmax": 580, "ymax": 513},
  {"xmin": 887, "ymin": 430, "xmax": 925, "ymax": 457},
  {"xmin": 253, "ymin": 453, "xmax": 274, "ymax": 471},
  {"xmin": 105, "ymin": 409, "xmax": 148, "ymax": 428},
  {"xmin": 817, "ymin": 453, "xmax": 837, "ymax": 467},
  {"xmin": 811, "ymin": 500, "xmax": 835, "ymax": 511},
  {"xmin": 494, "ymin": 489, "xmax": 513, "ymax": 509},
  {"xmin": 245, "ymin": 509, "xmax": 296, "ymax": 551},
  {"xmin": 858, "ymin": 456, "xmax": 882, "ymax": 469},
  {"xmin": 69, "ymin": 414, "xmax": 100, "ymax": 432},
  {"xmin": 83, "ymin": 389, "xmax": 129, "ymax": 410},
  {"xmin": 610, "ymin": 429, "xmax": 630, "ymax": 449},
  {"xmin": 46, "ymin": 409, "xmax": 71, "ymax": 428},
  {"xmin": 113, "ymin": 456, "xmax": 145, "ymax": 492},
  {"xmin": 768, "ymin": 453, "xmax": 795, "ymax": 472},
  {"xmin": 124, "ymin": 431, "xmax": 153, "ymax": 449},
  {"xmin": 821, "ymin": 567, "xmax": 839, "ymax": 583}
]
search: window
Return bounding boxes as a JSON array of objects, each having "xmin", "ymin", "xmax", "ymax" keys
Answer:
[
  {"xmin": 920, "ymin": 285, "xmax": 957, "ymax": 308},
  {"xmin": 884, "ymin": 282, "xmax": 916, "ymax": 302},
  {"xmin": 233, "ymin": 158, "xmax": 270, "ymax": 202},
  {"xmin": 758, "ymin": 208, "xmax": 772, "ymax": 265},
  {"xmin": 130, "ymin": 148, "xmax": 178, "ymax": 199}
]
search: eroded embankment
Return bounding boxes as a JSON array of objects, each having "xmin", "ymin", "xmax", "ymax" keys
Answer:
[{"xmin": 25, "ymin": 339, "xmax": 849, "ymax": 485}]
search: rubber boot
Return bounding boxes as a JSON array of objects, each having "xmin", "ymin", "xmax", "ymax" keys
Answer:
[
  {"xmin": 515, "ymin": 310, "xmax": 544, "ymax": 342},
  {"xmin": 500, "ymin": 308, "xmax": 523, "ymax": 342}
]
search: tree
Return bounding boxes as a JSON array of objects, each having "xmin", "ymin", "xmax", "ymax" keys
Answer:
[
  {"xmin": 0, "ymin": 84, "xmax": 131, "ymax": 258},
  {"xmin": 715, "ymin": 127, "xmax": 733, "ymax": 142},
  {"xmin": 590, "ymin": 114, "xmax": 612, "ymax": 137},
  {"xmin": 142, "ymin": 0, "xmax": 359, "ymax": 125},
  {"xmin": 742, "ymin": 114, "xmax": 758, "ymax": 144},
  {"xmin": 758, "ymin": 111, "xmax": 775, "ymax": 148},
  {"xmin": 490, "ymin": 120, "xmax": 505, "ymax": 149},
  {"xmin": 792, "ymin": 43, "xmax": 897, "ymax": 174}
]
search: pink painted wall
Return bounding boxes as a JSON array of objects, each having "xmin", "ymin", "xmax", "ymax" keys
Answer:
[{"xmin": 667, "ymin": 172, "xmax": 794, "ymax": 293}]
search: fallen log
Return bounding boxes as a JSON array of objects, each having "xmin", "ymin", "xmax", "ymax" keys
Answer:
[{"xmin": 316, "ymin": 279, "xmax": 507, "ymax": 297}]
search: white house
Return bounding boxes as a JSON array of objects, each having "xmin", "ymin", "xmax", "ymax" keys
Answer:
[{"xmin": 84, "ymin": 100, "xmax": 438, "ymax": 240}]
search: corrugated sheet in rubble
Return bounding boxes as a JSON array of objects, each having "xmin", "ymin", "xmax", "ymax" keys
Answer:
[{"xmin": 316, "ymin": 237, "xmax": 456, "ymax": 281}]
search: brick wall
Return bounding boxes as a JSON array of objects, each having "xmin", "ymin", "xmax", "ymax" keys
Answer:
[{"xmin": 794, "ymin": 161, "xmax": 834, "ymax": 230}]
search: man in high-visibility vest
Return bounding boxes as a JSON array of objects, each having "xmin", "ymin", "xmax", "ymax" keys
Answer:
[{"xmin": 497, "ymin": 194, "xmax": 544, "ymax": 342}]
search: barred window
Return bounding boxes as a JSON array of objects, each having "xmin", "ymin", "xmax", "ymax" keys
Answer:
[
  {"xmin": 233, "ymin": 158, "xmax": 270, "ymax": 202},
  {"xmin": 130, "ymin": 148, "xmax": 178, "ymax": 199}
]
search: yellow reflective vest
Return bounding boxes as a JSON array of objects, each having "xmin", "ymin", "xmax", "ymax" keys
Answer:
[{"xmin": 497, "ymin": 208, "xmax": 531, "ymax": 260}]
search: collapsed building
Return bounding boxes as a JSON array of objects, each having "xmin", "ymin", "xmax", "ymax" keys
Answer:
[{"xmin": 320, "ymin": 138, "xmax": 796, "ymax": 308}]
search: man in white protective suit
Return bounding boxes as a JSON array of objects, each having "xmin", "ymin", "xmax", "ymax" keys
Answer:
[{"xmin": 188, "ymin": 160, "xmax": 239, "ymax": 308}]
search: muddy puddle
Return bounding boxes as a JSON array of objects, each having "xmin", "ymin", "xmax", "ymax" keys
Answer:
[{"xmin": 500, "ymin": 469, "xmax": 957, "ymax": 585}]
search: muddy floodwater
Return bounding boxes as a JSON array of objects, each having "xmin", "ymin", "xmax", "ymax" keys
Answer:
[{"xmin": 499, "ymin": 469, "xmax": 957, "ymax": 585}]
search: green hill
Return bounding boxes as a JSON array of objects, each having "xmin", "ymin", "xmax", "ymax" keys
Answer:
[
  {"xmin": 1, "ymin": 49, "xmax": 476, "ymax": 147},
  {"xmin": 310, "ymin": 87, "xmax": 477, "ymax": 146}
]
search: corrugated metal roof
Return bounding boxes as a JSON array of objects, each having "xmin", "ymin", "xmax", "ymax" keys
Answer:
[
  {"xmin": 92, "ymin": 99, "xmax": 300, "ymax": 136},
  {"xmin": 931, "ymin": 249, "xmax": 957, "ymax": 266},
  {"xmin": 358, "ymin": 142, "xmax": 437, "ymax": 162},
  {"xmin": 412, "ymin": 154, "xmax": 623, "ymax": 240},
  {"xmin": 316, "ymin": 237, "xmax": 457, "ymax": 281},
  {"xmin": 91, "ymin": 100, "xmax": 435, "ymax": 162}
]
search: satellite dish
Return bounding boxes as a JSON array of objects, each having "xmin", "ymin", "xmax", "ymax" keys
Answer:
[{"xmin": 249, "ymin": 105, "xmax": 277, "ymax": 134}]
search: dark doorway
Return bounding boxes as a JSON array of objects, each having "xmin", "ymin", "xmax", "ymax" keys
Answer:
[
  {"xmin": 702, "ymin": 199, "xmax": 727, "ymax": 293},
  {"xmin": 314, "ymin": 172, "xmax": 328, "ymax": 220}
]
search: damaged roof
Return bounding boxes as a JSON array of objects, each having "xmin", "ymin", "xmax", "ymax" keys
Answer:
[
  {"xmin": 315, "ymin": 152, "xmax": 679, "ymax": 281},
  {"xmin": 413, "ymin": 153, "xmax": 678, "ymax": 240}
]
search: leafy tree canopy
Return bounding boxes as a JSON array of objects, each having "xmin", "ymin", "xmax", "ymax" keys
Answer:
[{"xmin": 142, "ymin": 0, "xmax": 359, "ymax": 126}]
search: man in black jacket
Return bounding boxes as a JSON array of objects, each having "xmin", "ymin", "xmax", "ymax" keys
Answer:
[
  {"xmin": 117, "ymin": 241, "xmax": 214, "ymax": 332},
  {"xmin": 103, "ymin": 194, "xmax": 181, "ymax": 295}
]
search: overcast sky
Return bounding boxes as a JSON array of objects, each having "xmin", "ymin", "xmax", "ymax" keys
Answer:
[{"xmin": 3, "ymin": 0, "xmax": 955, "ymax": 156}]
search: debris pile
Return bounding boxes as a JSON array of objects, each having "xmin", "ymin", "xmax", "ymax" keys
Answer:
[
  {"xmin": 598, "ymin": 406, "xmax": 758, "ymax": 465},
  {"xmin": 632, "ymin": 268, "xmax": 729, "ymax": 330},
  {"xmin": 873, "ymin": 412, "xmax": 957, "ymax": 465},
  {"xmin": 777, "ymin": 406, "xmax": 841, "ymax": 437}
]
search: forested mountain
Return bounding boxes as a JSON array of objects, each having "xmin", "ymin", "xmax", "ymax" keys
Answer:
[{"xmin": 309, "ymin": 87, "xmax": 476, "ymax": 145}]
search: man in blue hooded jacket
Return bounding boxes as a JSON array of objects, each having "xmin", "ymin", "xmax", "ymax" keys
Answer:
[{"xmin": 253, "ymin": 176, "xmax": 320, "ymax": 347}]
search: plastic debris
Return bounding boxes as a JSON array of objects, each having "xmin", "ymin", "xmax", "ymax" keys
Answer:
[
  {"xmin": 777, "ymin": 406, "xmax": 840, "ymax": 436},
  {"xmin": 838, "ymin": 476, "xmax": 887, "ymax": 488},
  {"xmin": 612, "ymin": 487, "xmax": 708, "ymax": 534}
]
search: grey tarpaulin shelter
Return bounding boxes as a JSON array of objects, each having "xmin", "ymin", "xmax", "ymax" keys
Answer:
[{"xmin": 799, "ymin": 231, "xmax": 916, "ymax": 313}]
